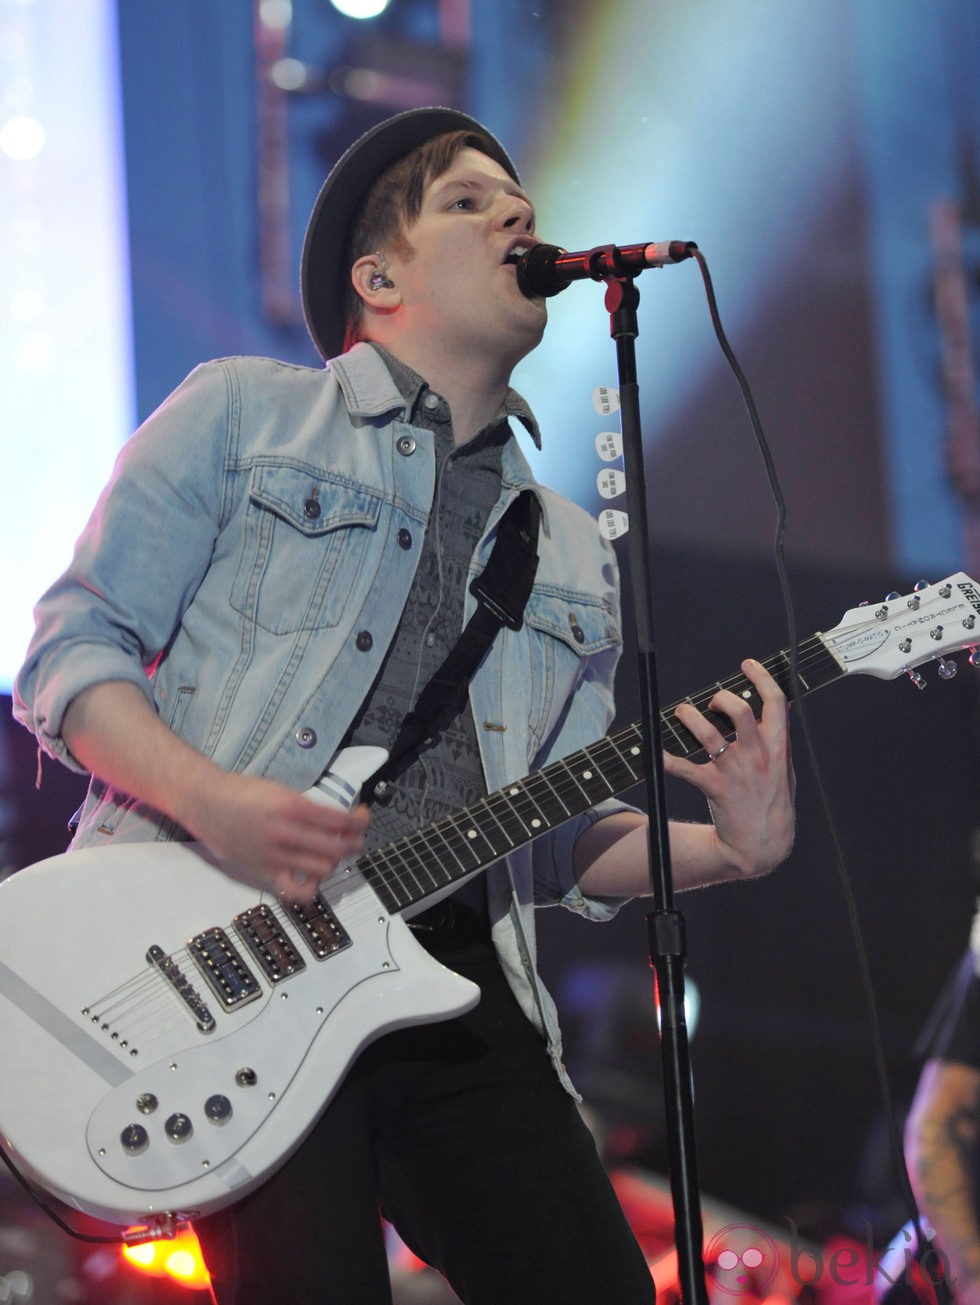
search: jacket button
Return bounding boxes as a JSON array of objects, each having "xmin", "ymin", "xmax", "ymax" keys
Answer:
[
  {"xmin": 356, "ymin": 630, "xmax": 373, "ymax": 651},
  {"xmin": 295, "ymin": 726, "xmax": 317, "ymax": 749},
  {"xmin": 396, "ymin": 435, "xmax": 416, "ymax": 457},
  {"xmin": 303, "ymin": 497, "xmax": 321, "ymax": 520},
  {"xmin": 397, "ymin": 528, "xmax": 412, "ymax": 550}
]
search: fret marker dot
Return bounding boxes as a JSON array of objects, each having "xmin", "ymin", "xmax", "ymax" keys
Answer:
[
  {"xmin": 630, "ymin": 747, "xmax": 640, "ymax": 756},
  {"xmin": 582, "ymin": 770, "xmax": 593, "ymax": 780},
  {"xmin": 742, "ymin": 690, "xmax": 752, "ymax": 699},
  {"xmin": 467, "ymin": 828, "xmax": 478, "ymax": 839},
  {"xmin": 509, "ymin": 787, "xmax": 519, "ymax": 795},
  {"xmin": 531, "ymin": 818, "xmax": 541, "ymax": 828}
]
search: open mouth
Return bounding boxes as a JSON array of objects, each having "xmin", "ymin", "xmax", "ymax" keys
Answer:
[{"xmin": 503, "ymin": 243, "xmax": 534, "ymax": 268}]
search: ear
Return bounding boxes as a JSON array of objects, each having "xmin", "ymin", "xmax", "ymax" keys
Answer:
[{"xmin": 350, "ymin": 253, "xmax": 400, "ymax": 309}]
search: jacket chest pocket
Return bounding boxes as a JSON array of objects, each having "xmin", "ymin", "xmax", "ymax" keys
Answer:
[
  {"xmin": 230, "ymin": 466, "xmax": 384, "ymax": 635},
  {"xmin": 520, "ymin": 589, "xmax": 619, "ymax": 738}
]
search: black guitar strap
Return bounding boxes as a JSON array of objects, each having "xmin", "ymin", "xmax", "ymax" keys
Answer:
[{"xmin": 364, "ymin": 489, "xmax": 541, "ymax": 805}]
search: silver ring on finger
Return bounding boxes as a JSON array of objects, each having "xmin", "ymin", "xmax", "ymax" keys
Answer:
[{"xmin": 707, "ymin": 743, "xmax": 730, "ymax": 762}]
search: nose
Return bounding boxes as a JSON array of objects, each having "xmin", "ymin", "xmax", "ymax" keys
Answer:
[{"xmin": 496, "ymin": 196, "xmax": 535, "ymax": 234}]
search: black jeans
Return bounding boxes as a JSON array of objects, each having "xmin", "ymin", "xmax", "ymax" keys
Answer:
[{"xmin": 195, "ymin": 924, "xmax": 656, "ymax": 1305}]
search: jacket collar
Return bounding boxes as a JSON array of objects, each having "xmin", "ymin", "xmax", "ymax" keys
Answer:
[{"xmin": 327, "ymin": 342, "xmax": 543, "ymax": 451}]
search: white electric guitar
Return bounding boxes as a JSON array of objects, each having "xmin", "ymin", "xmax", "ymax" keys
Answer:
[{"xmin": 0, "ymin": 574, "xmax": 977, "ymax": 1233}]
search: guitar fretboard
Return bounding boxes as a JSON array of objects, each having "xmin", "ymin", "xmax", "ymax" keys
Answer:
[{"xmin": 359, "ymin": 633, "xmax": 843, "ymax": 915}]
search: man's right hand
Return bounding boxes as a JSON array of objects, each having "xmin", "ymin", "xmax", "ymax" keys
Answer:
[
  {"xmin": 182, "ymin": 769, "xmax": 369, "ymax": 903},
  {"xmin": 62, "ymin": 680, "xmax": 370, "ymax": 903}
]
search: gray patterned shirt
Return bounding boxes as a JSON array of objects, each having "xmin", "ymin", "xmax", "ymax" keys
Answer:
[{"xmin": 346, "ymin": 346, "xmax": 538, "ymax": 907}]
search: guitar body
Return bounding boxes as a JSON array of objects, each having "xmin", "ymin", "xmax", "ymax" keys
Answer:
[{"xmin": 0, "ymin": 840, "xmax": 479, "ymax": 1227}]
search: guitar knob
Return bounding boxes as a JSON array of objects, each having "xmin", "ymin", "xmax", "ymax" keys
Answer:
[
  {"xmin": 120, "ymin": 1124, "xmax": 149, "ymax": 1155},
  {"xmin": 938, "ymin": 658, "xmax": 958, "ymax": 680},
  {"xmin": 205, "ymin": 1094, "xmax": 233, "ymax": 1124},
  {"xmin": 136, "ymin": 1093, "xmax": 158, "ymax": 1115},
  {"xmin": 165, "ymin": 1113, "xmax": 193, "ymax": 1143},
  {"xmin": 906, "ymin": 669, "xmax": 927, "ymax": 690},
  {"xmin": 235, "ymin": 1067, "xmax": 258, "ymax": 1088}
]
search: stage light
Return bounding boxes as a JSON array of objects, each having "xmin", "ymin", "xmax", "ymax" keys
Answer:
[
  {"xmin": 259, "ymin": 0, "xmax": 293, "ymax": 29},
  {"xmin": 0, "ymin": 113, "xmax": 46, "ymax": 161},
  {"xmin": 329, "ymin": 0, "xmax": 391, "ymax": 19},
  {"xmin": 121, "ymin": 1228, "xmax": 211, "ymax": 1292}
]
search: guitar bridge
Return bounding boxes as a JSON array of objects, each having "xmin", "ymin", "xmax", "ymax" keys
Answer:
[{"xmin": 147, "ymin": 944, "xmax": 216, "ymax": 1034}]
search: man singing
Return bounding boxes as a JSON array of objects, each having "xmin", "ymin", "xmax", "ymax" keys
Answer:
[{"xmin": 14, "ymin": 107, "xmax": 795, "ymax": 1304}]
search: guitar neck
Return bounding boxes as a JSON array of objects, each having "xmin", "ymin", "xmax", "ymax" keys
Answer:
[
  {"xmin": 360, "ymin": 632, "xmax": 843, "ymax": 916},
  {"xmin": 660, "ymin": 632, "xmax": 841, "ymax": 756}
]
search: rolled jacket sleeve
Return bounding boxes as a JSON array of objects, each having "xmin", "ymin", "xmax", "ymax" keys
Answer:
[
  {"xmin": 13, "ymin": 362, "xmax": 234, "ymax": 768},
  {"xmin": 532, "ymin": 799, "xmax": 643, "ymax": 920}
]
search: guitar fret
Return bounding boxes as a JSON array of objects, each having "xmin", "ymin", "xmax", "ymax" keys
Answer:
[
  {"xmin": 426, "ymin": 816, "xmax": 496, "ymax": 873},
  {"xmin": 382, "ymin": 838, "xmax": 432, "ymax": 900},
  {"xmin": 406, "ymin": 822, "xmax": 476, "ymax": 883},
  {"xmin": 479, "ymin": 790, "xmax": 524, "ymax": 850},
  {"xmin": 597, "ymin": 731, "xmax": 645, "ymax": 788},
  {"xmin": 366, "ymin": 850, "xmax": 413, "ymax": 912},
  {"xmin": 442, "ymin": 813, "xmax": 501, "ymax": 866},
  {"xmin": 484, "ymin": 787, "xmax": 536, "ymax": 844},
  {"xmin": 521, "ymin": 770, "xmax": 572, "ymax": 824}
]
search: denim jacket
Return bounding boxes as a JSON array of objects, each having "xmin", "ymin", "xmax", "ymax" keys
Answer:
[{"xmin": 14, "ymin": 344, "xmax": 628, "ymax": 1091}]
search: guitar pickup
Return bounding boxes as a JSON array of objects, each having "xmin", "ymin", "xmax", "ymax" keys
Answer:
[
  {"xmin": 188, "ymin": 928, "xmax": 262, "ymax": 1010},
  {"xmin": 233, "ymin": 904, "xmax": 306, "ymax": 983},
  {"xmin": 281, "ymin": 896, "xmax": 352, "ymax": 960}
]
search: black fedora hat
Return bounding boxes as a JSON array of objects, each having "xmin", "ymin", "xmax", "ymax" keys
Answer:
[{"xmin": 300, "ymin": 106, "xmax": 520, "ymax": 361}]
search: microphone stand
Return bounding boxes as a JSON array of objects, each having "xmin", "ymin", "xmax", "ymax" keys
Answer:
[{"xmin": 603, "ymin": 273, "xmax": 709, "ymax": 1305}]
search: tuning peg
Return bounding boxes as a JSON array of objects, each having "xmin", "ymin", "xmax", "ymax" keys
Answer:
[
  {"xmin": 969, "ymin": 647, "xmax": 980, "ymax": 667},
  {"xmin": 906, "ymin": 668, "xmax": 927, "ymax": 690},
  {"xmin": 885, "ymin": 591, "xmax": 900, "ymax": 602},
  {"xmin": 913, "ymin": 580, "xmax": 930, "ymax": 591},
  {"xmin": 937, "ymin": 658, "xmax": 958, "ymax": 680}
]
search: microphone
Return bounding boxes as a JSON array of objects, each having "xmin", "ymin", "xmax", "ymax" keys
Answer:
[{"xmin": 516, "ymin": 240, "xmax": 697, "ymax": 299}]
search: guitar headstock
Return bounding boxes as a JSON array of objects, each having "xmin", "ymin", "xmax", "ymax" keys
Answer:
[{"xmin": 821, "ymin": 573, "xmax": 980, "ymax": 684}]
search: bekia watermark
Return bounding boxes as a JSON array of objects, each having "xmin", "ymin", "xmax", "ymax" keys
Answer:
[{"xmin": 705, "ymin": 1219, "xmax": 951, "ymax": 1296}]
